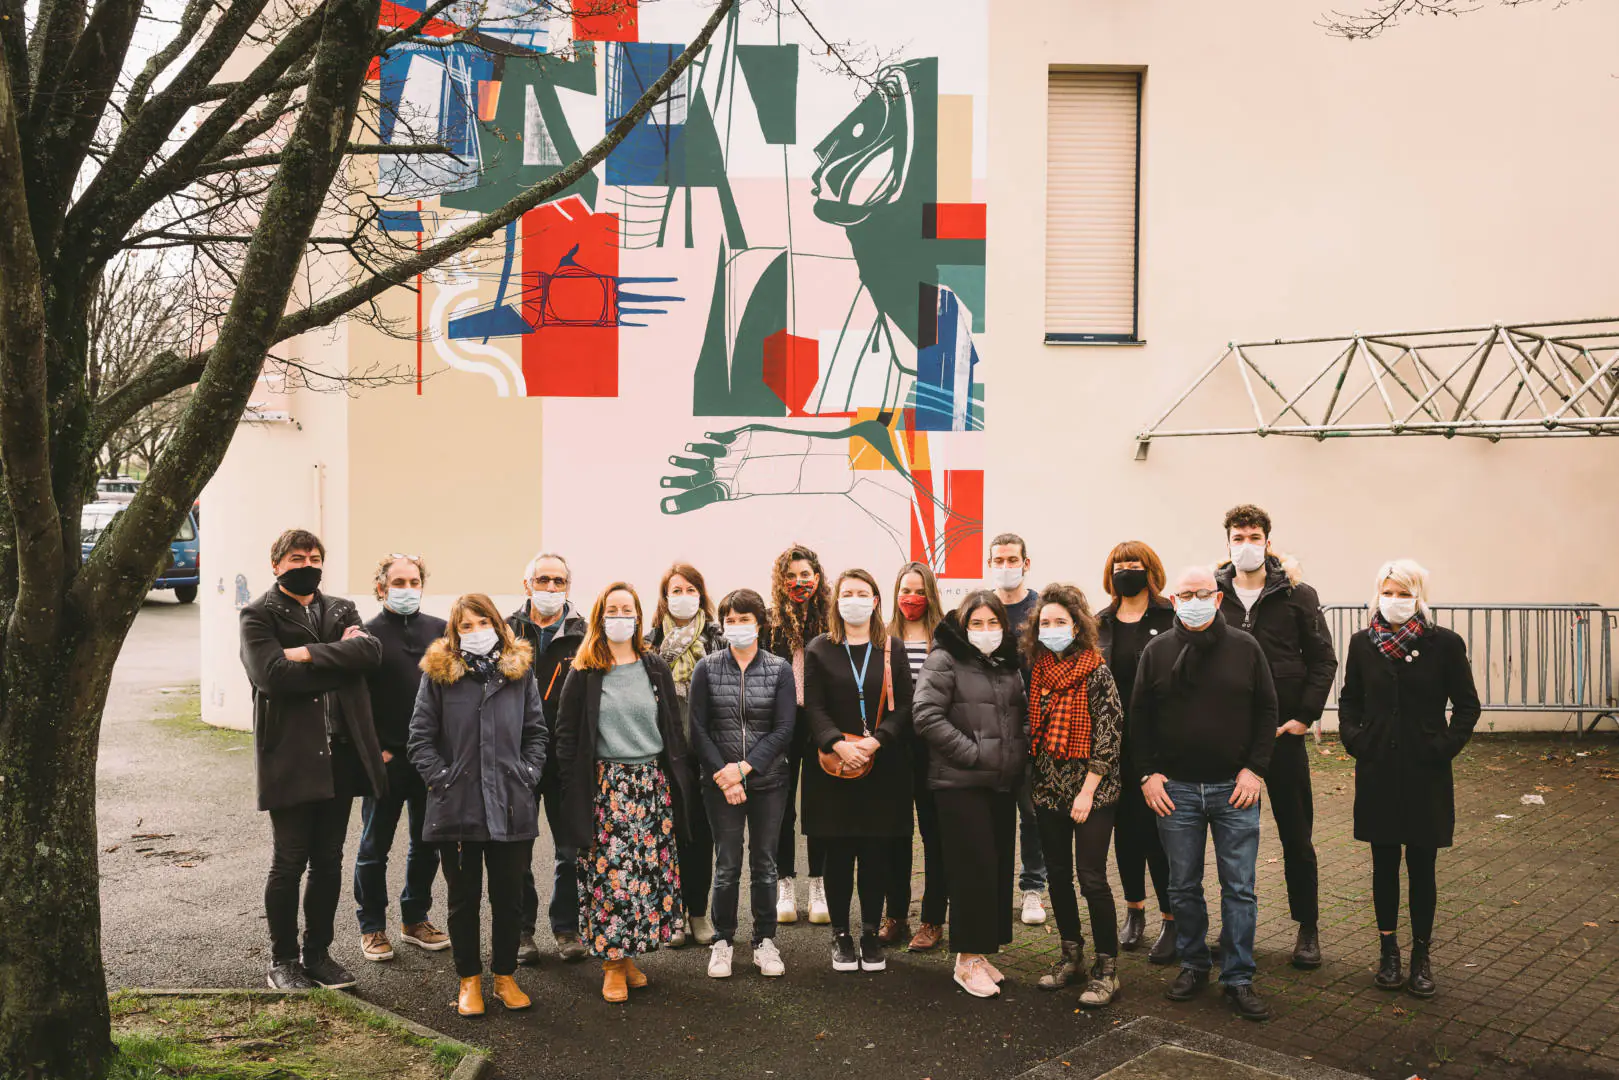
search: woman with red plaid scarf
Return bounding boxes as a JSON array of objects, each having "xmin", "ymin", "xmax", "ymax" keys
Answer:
[{"xmin": 1023, "ymin": 584, "xmax": 1126, "ymax": 1006}]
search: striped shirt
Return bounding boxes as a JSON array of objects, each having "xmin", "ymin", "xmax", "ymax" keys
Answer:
[{"xmin": 903, "ymin": 639, "xmax": 929, "ymax": 681}]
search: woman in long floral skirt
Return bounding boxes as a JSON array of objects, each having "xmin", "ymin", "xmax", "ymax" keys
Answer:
[{"xmin": 554, "ymin": 582, "xmax": 695, "ymax": 1002}]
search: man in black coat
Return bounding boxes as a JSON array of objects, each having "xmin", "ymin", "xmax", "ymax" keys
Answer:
[
  {"xmin": 1132, "ymin": 566, "xmax": 1277, "ymax": 1023},
  {"xmin": 506, "ymin": 551, "xmax": 588, "ymax": 963},
  {"xmin": 239, "ymin": 529, "xmax": 385, "ymax": 991},
  {"xmin": 1215, "ymin": 504, "xmax": 1337, "ymax": 969},
  {"xmin": 354, "ymin": 553, "xmax": 450, "ymax": 962}
]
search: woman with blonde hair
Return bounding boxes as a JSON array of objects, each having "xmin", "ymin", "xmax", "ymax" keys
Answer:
[
  {"xmin": 408, "ymin": 593, "xmax": 547, "ymax": 1016},
  {"xmin": 1339, "ymin": 559, "xmax": 1479, "ymax": 1000},
  {"xmin": 554, "ymin": 583, "xmax": 695, "ymax": 1002}
]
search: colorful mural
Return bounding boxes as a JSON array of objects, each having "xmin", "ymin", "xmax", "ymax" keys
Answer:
[{"xmin": 370, "ymin": 0, "xmax": 989, "ymax": 581}]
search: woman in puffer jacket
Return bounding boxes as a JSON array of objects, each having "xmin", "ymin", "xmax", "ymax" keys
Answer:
[
  {"xmin": 912, "ymin": 590, "xmax": 1029, "ymax": 999},
  {"xmin": 409, "ymin": 593, "xmax": 547, "ymax": 1018}
]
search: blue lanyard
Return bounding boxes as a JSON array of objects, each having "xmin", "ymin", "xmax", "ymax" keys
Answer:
[{"xmin": 844, "ymin": 642, "xmax": 873, "ymax": 732}]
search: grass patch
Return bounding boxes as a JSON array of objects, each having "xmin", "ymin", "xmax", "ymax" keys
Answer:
[
  {"xmin": 150, "ymin": 687, "xmax": 250, "ymax": 749},
  {"xmin": 108, "ymin": 991, "xmax": 476, "ymax": 1080}
]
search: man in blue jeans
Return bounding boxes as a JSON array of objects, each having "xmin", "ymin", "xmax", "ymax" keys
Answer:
[
  {"xmin": 987, "ymin": 532, "xmax": 1048, "ymax": 924},
  {"xmin": 1129, "ymin": 566, "xmax": 1277, "ymax": 1021}
]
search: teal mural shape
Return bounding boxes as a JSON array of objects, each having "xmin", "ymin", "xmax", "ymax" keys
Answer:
[
  {"xmin": 735, "ymin": 44, "xmax": 798, "ymax": 144},
  {"xmin": 938, "ymin": 264, "xmax": 986, "ymax": 332},
  {"xmin": 690, "ymin": 245, "xmax": 789, "ymax": 417}
]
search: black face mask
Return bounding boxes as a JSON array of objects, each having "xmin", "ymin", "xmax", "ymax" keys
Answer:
[
  {"xmin": 278, "ymin": 565, "xmax": 323, "ymax": 596},
  {"xmin": 1111, "ymin": 569, "xmax": 1149, "ymax": 598}
]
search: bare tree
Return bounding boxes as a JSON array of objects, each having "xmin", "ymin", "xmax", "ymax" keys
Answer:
[
  {"xmin": 0, "ymin": 1, "xmax": 735, "ymax": 1075},
  {"xmin": 1320, "ymin": 0, "xmax": 1566, "ymax": 38}
]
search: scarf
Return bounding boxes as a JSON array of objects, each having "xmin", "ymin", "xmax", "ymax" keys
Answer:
[
  {"xmin": 462, "ymin": 648, "xmax": 503, "ymax": 683},
  {"xmin": 1169, "ymin": 610, "xmax": 1225, "ymax": 694},
  {"xmin": 1028, "ymin": 647, "xmax": 1105, "ymax": 760},
  {"xmin": 1368, "ymin": 611, "xmax": 1427, "ymax": 661},
  {"xmin": 659, "ymin": 613, "xmax": 708, "ymax": 696}
]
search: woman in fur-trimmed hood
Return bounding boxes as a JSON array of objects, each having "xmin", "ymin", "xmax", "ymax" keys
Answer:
[{"xmin": 409, "ymin": 592, "xmax": 547, "ymax": 1017}]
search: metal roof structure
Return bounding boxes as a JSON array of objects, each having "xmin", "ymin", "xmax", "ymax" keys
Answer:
[{"xmin": 1135, "ymin": 317, "xmax": 1619, "ymax": 458}]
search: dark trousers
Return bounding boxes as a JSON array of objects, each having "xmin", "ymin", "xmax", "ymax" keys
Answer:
[
  {"xmin": 1036, "ymin": 804, "xmax": 1120, "ymax": 955},
  {"xmin": 1372, "ymin": 843, "xmax": 1438, "ymax": 941},
  {"xmin": 704, "ymin": 784, "xmax": 789, "ymax": 945},
  {"xmin": 1266, "ymin": 734, "xmax": 1320, "ymax": 925},
  {"xmin": 440, "ymin": 839, "xmax": 532, "ymax": 978},
  {"xmin": 777, "ymin": 740, "xmax": 826, "ymax": 879},
  {"xmin": 915, "ymin": 785, "xmax": 948, "ymax": 924},
  {"xmin": 267, "ymin": 797, "xmax": 354, "ymax": 964},
  {"xmin": 883, "ymin": 835, "xmax": 912, "ymax": 923},
  {"xmin": 821, "ymin": 837, "xmax": 890, "ymax": 933},
  {"xmin": 678, "ymin": 795, "xmax": 714, "ymax": 918},
  {"xmin": 522, "ymin": 780, "xmax": 579, "ymax": 937},
  {"xmin": 936, "ymin": 788, "xmax": 1016, "ymax": 955},
  {"xmin": 1113, "ymin": 768, "xmax": 1171, "ymax": 913},
  {"xmin": 1016, "ymin": 782, "xmax": 1048, "ymax": 891},
  {"xmin": 353, "ymin": 784, "xmax": 438, "ymax": 933}
]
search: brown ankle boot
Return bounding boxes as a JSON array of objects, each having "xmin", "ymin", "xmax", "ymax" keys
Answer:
[
  {"xmin": 491, "ymin": 974, "xmax": 531, "ymax": 1010},
  {"xmin": 623, "ymin": 957, "xmax": 648, "ymax": 989},
  {"xmin": 457, "ymin": 976, "xmax": 485, "ymax": 1016},
  {"xmin": 601, "ymin": 959, "xmax": 629, "ymax": 1003}
]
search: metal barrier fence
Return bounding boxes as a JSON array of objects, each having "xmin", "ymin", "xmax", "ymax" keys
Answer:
[{"xmin": 1319, "ymin": 604, "xmax": 1619, "ymax": 733}]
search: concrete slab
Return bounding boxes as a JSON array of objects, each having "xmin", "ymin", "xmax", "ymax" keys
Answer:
[{"xmin": 1017, "ymin": 1018, "xmax": 1366, "ymax": 1080}]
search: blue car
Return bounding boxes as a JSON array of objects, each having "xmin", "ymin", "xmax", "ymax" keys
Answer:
[{"xmin": 81, "ymin": 500, "xmax": 201, "ymax": 603}]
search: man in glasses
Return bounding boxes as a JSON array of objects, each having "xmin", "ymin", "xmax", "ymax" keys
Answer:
[
  {"xmin": 354, "ymin": 553, "xmax": 450, "ymax": 962},
  {"xmin": 507, "ymin": 552, "xmax": 589, "ymax": 964},
  {"xmin": 1130, "ymin": 566, "xmax": 1277, "ymax": 1022}
]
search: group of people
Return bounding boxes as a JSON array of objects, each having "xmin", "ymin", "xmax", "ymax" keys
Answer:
[{"xmin": 238, "ymin": 504, "xmax": 1482, "ymax": 1022}]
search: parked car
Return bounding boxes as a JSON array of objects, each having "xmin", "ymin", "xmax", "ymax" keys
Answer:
[
  {"xmin": 80, "ymin": 501, "xmax": 201, "ymax": 603},
  {"xmin": 95, "ymin": 476, "xmax": 141, "ymax": 504}
]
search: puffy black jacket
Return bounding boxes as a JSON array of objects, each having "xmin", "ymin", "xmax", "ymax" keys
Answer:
[
  {"xmin": 1216, "ymin": 555, "xmax": 1337, "ymax": 724},
  {"xmin": 408, "ymin": 639, "xmax": 547, "ymax": 843},
  {"xmin": 688, "ymin": 647, "xmax": 796, "ymax": 789},
  {"xmin": 912, "ymin": 614, "xmax": 1029, "ymax": 792}
]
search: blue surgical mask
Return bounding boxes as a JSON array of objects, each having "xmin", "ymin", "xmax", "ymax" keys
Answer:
[
  {"xmin": 1038, "ymin": 627, "xmax": 1075, "ymax": 654},
  {"xmin": 1176, "ymin": 597, "xmax": 1218, "ymax": 629},
  {"xmin": 386, "ymin": 588, "xmax": 422, "ymax": 616}
]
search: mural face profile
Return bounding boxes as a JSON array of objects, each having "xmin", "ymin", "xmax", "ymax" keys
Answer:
[{"xmin": 369, "ymin": 0, "xmax": 987, "ymax": 583}]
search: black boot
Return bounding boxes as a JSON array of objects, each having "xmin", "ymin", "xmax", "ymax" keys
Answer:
[
  {"xmin": 1407, "ymin": 939, "xmax": 1436, "ymax": 998},
  {"xmin": 1291, "ymin": 923, "xmax": 1322, "ymax": 970},
  {"xmin": 1038, "ymin": 940, "xmax": 1083, "ymax": 990},
  {"xmin": 1148, "ymin": 919, "xmax": 1178, "ymax": 965},
  {"xmin": 1119, "ymin": 908, "xmax": 1146, "ymax": 951},
  {"xmin": 1374, "ymin": 933, "xmax": 1402, "ymax": 990}
]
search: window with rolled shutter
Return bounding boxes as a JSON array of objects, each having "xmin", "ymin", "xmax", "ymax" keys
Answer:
[{"xmin": 1045, "ymin": 70, "xmax": 1142, "ymax": 344}]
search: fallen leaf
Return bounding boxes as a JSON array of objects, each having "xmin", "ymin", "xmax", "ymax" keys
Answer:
[
  {"xmin": 103, "ymin": 845, "xmax": 119, "ymax": 853},
  {"xmin": 1392, "ymin": 1005, "xmax": 1408, "ymax": 1016},
  {"xmin": 1584, "ymin": 922, "xmax": 1599, "ymax": 928}
]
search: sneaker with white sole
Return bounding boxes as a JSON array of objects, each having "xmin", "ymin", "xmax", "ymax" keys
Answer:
[
  {"xmin": 1021, "ymin": 890, "xmax": 1047, "ymax": 926},
  {"xmin": 808, "ymin": 877, "xmax": 831, "ymax": 925},
  {"xmin": 361, "ymin": 931, "xmax": 394, "ymax": 962},
  {"xmin": 953, "ymin": 955, "xmax": 1001, "ymax": 998},
  {"xmin": 776, "ymin": 878, "xmax": 799, "ymax": 924},
  {"xmin": 753, "ymin": 938, "xmax": 785, "ymax": 977},
  {"xmin": 691, "ymin": 914, "xmax": 716, "ymax": 946},
  {"xmin": 707, "ymin": 940, "xmax": 734, "ymax": 978}
]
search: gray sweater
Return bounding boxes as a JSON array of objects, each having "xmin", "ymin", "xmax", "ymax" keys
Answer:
[{"xmin": 596, "ymin": 662, "xmax": 664, "ymax": 765}]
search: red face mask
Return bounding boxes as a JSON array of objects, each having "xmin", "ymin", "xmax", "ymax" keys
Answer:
[
  {"xmin": 787, "ymin": 580, "xmax": 817, "ymax": 604},
  {"xmin": 897, "ymin": 594, "xmax": 928, "ymax": 621}
]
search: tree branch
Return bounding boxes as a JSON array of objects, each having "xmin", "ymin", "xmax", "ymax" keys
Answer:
[
  {"xmin": 195, "ymin": 140, "xmax": 458, "ymax": 177},
  {"xmin": 125, "ymin": 0, "xmax": 220, "ymax": 118},
  {"xmin": 0, "ymin": 0, "xmax": 28, "ymax": 117}
]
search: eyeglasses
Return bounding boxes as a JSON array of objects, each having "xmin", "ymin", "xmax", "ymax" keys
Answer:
[
  {"xmin": 1174, "ymin": 589, "xmax": 1219, "ymax": 602},
  {"xmin": 530, "ymin": 575, "xmax": 568, "ymax": 588},
  {"xmin": 388, "ymin": 552, "xmax": 421, "ymax": 562}
]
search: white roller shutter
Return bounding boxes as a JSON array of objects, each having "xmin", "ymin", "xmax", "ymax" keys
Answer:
[{"xmin": 1045, "ymin": 71, "xmax": 1141, "ymax": 342}]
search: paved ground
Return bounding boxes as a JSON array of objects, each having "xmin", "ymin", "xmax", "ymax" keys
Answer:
[{"xmin": 98, "ymin": 603, "xmax": 1619, "ymax": 1080}]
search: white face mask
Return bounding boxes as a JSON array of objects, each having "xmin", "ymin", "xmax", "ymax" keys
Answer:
[
  {"xmin": 838, "ymin": 596, "xmax": 875, "ymax": 626},
  {"xmin": 1230, "ymin": 543, "xmax": 1266, "ymax": 574},
  {"xmin": 531, "ymin": 591, "xmax": 566, "ymax": 618},
  {"xmin": 460, "ymin": 627, "xmax": 499, "ymax": 656},
  {"xmin": 604, "ymin": 616, "xmax": 638, "ymax": 643},
  {"xmin": 1379, "ymin": 595, "xmax": 1419, "ymax": 626},
  {"xmin": 968, "ymin": 628, "xmax": 1003, "ymax": 655},
  {"xmin": 723, "ymin": 623, "xmax": 758, "ymax": 649},
  {"xmin": 667, "ymin": 594, "xmax": 700, "ymax": 621},
  {"xmin": 989, "ymin": 566, "xmax": 1024, "ymax": 591}
]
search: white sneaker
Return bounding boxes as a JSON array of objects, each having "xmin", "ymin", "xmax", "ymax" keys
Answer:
[
  {"xmin": 1021, "ymin": 890, "xmax": 1047, "ymax": 926},
  {"xmin": 753, "ymin": 938, "xmax": 786, "ymax": 977},
  {"xmin": 776, "ymin": 878, "xmax": 799, "ymax": 924},
  {"xmin": 691, "ymin": 914, "xmax": 715, "ymax": 946},
  {"xmin": 808, "ymin": 877, "xmax": 831, "ymax": 925},
  {"xmin": 707, "ymin": 940, "xmax": 734, "ymax": 978}
]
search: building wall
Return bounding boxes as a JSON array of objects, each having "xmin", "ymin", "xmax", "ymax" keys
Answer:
[{"xmin": 200, "ymin": 0, "xmax": 1619, "ymax": 730}]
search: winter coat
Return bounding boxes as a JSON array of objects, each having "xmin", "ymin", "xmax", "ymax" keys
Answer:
[
  {"xmin": 1216, "ymin": 554, "xmax": 1338, "ymax": 725},
  {"xmin": 552, "ymin": 653, "xmax": 695, "ymax": 849},
  {"xmin": 1338, "ymin": 625, "xmax": 1481, "ymax": 847},
  {"xmin": 407, "ymin": 639, "xmax": 548, "ymax": 843},
  {"xmin": 240, "ymin": 588, "xmax": 387, "ymax": 812},
  {"xmin": 800, "ymin": 634, "xmax": 916, "ymax": 839},
  {"xmin": 688, "ymin": 647, "xmax": 797, "ymax": 790},
  {"xmin": 912, "ymin": 613, "xmax": 1030, "ymax": 793},
  {"xmin": 1097, "ymin": 598, "xmax": 1177, "ymax": 781},
  {"xmin": 508, "ymin": 601, "xmax": 587, "ymax": 787}
]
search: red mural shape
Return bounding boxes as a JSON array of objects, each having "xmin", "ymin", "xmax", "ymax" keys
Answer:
[
  {"xmin": 762, "ymin": 331, "xmax": 819, "ymax": 416},
  {"xmin": 909, "ymin": 469, "xmax": 984, "ymax": 580},
  {"xmin": 927, "ymin": 203, "xmax": 988, "ymax": 240},
  {"xmin": 520, "ymin": 201, "xmax": 621, "ymax": 397},
  {"xmin": 573, "ymin": 0, "xmax": 639, "ymax": 42}
]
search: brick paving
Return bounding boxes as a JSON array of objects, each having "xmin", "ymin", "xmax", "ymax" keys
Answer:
[{"xmin": 895, "ymin": 734, "xmax": 1619, "ymax": 1080}]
